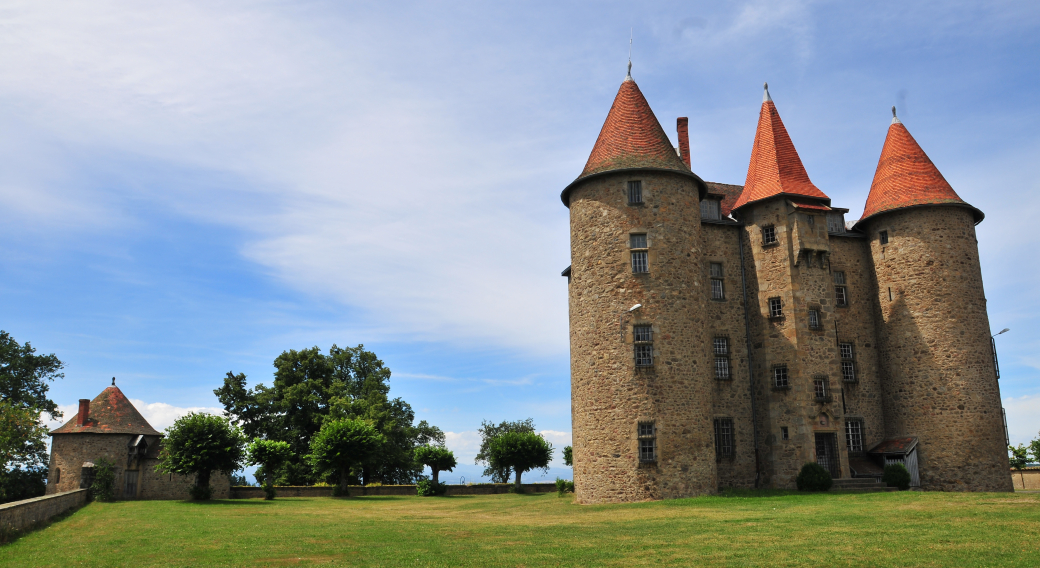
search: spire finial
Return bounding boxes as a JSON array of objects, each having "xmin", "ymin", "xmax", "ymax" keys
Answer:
[
  {"xmin": 111, "ymin": 377, "xmax": 116, "ymax": 386},
  {"xmin": 763, "ymin": 82, "xmax": 772, "ymax": 103},
  {"xmin": 891, "ymin": 105, "xmax": 901, "ymax": 125},
  {"xmin": 626, "ymin": 29, "xmax": 633, "ymax": 81}
]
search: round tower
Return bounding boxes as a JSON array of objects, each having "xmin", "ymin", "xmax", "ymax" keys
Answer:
[
  {"xmin": 859, "ymin": 111, "xmax": 1011, "ymax": 491},
  {"xmin": 563, "ymin": 71, "xmax": 715, "ymax": 503}
]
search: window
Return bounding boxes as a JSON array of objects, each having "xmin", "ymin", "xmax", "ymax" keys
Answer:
[
  {"xmin": 773, "ymin": 365, "xmax": 789, "ymax": 388},
  {"xmin": 700, "ymin": 199, "xmax": 722, "ymax": 220},
  {"xmin": 845, "ymin": 419, "xmax": 864, "ymax": 453},
  {"xmin": 808, "ymin": 309, "xmax": 821, "ymax": 330},
  {"xmin": 834, "ymin": 272, "xmax": 848, "ymax": 306},
  {"xmin": 714, "ymin": 418, "xmax": 734, "ymax": 459},
  {"xmin": 827, "ymin": 213, "xmax": 846, "ymax": 234},
  {"xmin": 768, "ymin": 297, "xmax": 783, "ymax": 319},
  {"xmin": 713, "ymin": 337, "xmax": 730, "ymax": 380},
  {"xmin": 806, "ymin": 215, "xmax": 814, "ymax": 225},
  {"xmin": 762, "ymin": 225, "xmax": 777, "ymax": 245},
  {"xmin": 628, "ymin": 180, "xmax": 643, "ymax": 205},
  {"xmin": 840, "ymin": 343, "xmax": 856, "ymax": 382},
  {"xmin": 638, "ymin": 421, "xmax": 656, "ymax": 462},
  {"xmin": 634, "ymin": 325, "xmax": 653, "ymax": 367},
  {"xmin": 814, "ymin": 378, "xmax": 827, "ymax": 399},
  {"xmin": 879, "ymin": 230, "xmax": 889, "ymax": 245},
  {"xmin": 781, "ymin": 427, "xmax": 789, "ymax": 441},
  {"xmin": 710, "ymin": 263, "xmax": 725, "ymax": 300},
  {"xmin": 54, "ymin": 468, "xmax": 60, "ymax": 484},
  {"xmin": 630, "ymin": 234, "xmax": 648, "ymax": 274}
]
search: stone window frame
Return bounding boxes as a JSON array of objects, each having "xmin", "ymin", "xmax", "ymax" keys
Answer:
[
  {"xmin": 781, "ymin": 426, "xmax": 789, "ymax": 441},
  {"xmin": 627, "ymin": 180, "xmax": 643, "ymax": 205},
  {"xmin": 637, "ymin": 421, "xmax": 656, "ymax": 463},
  {"xmin": 833, "ymin": 271, "xmax": 849, "ymax": 307},
  {"xmin": 845, "ymin": 418, "xmax": 865, "ymax": 455},
  {"xmin": 840, "ymin": 342, "xmax": 857, "ymax": 382},
  {"xmin": 713, "ymin": 336, "xmax": 731, "ymax": 380},
  {"xmin": 772, "ymin": 364, "xmax": 790, "ymax": 390},
  {"xmin": 709, "ymin": 262, "xmax": 725, "ymax": 301},
  {"xmin": 808, "ymin": 307, "xmax": 822, "ymax": 330},
  {"xmin": 762, "ymin": 224, "xmax": 778, "ymax": 246},
  {"xmin": 633, "ymin": 325, "xmax": 653, "ymax": 367},
  {"xmin": 879, "ymin": 230, "xmax": 889, "ymax": 245},
  {"xmin": 767, "ymin": 296, "xmax": 783, "ymax": 319},
  {"xmin": 630, "ymin": 233, "xmax": 649, "ymax": 274},
  {"xmin": 714, "ymin": 417, "xmax": 735, "ymax": 461}
]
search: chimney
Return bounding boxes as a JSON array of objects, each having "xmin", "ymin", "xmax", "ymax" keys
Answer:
[
  {"xmin": 77, "ymin": 399, "xmax": 90, "ymax": 426},
  {"xmin": 676, "ymin": 117, "xmax": 691, "ymax": 168}
]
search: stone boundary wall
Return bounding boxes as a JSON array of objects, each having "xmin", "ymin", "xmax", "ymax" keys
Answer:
[
  {"xmin": 231, "ymin": 483, "xmax": 557, "ymax": 499},
  {"xmin": 0, "ymin": 489, "xmax": 88, "ymax": 536},
  {"xmin": 1011, "ymin": 469, "xmax": 1040, "ymax": 491}
]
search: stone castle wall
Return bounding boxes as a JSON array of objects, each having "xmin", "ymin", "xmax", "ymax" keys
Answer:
[
  {"xmin": 865, "ymin": 206, "xmax": 1012, "ymax": 491},
  {"xmin": 569, "ymin": 171, "xmax": 716, "ymax": 504},
  {"xmin": 48, "ymin": 433, "xmax": 231, "ymax": 500}
]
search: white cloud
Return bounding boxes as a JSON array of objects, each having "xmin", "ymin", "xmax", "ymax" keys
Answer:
[
  {"xmin": 1004, "ymin": 394, "xmax": 1040, "ymax": 447},
  {"xmin": 443, "ymin": 430, "xmax": 482, "ymax": 464},
  {"xmin": 128, "ymin": 400, "xmax": 224, "ymax": 432}
]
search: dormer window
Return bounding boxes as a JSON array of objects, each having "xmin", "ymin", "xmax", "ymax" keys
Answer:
[
  {"xmin": 700, "ymin": 199, "xmax": 722, "ymax": 220},
  {"xmin": 827, "ymin": 213, "xmax": 846, "ymax": 234}
]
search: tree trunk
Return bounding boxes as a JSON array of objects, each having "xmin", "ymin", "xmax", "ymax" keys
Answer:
[
  {"xmin": 514, "ymin": 469, "xmax": 522, "ymax": 490},
  {"xmin": 265, "ymin": 470, "xmax": 274, "ymax": 489},
  {"xmin": 340, "ymin": 469, "xmax": 349, "ymax": 493},
  {"xmin": 197, "ymin": 470, "xmax": 211, "ymax": 490},
  {"xmin": 432, "ymin": 469, "xmax": 439, "ymax": 485}
]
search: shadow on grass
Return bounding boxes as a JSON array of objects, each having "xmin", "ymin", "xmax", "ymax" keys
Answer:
[{"xmin": 174, "ymin": 499, "xmax": 274, "ymax": 506}]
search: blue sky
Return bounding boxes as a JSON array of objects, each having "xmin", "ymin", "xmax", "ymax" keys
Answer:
[{"xmin": 2, "ymin": 1, "xmax": 1039, "ymax": 482}]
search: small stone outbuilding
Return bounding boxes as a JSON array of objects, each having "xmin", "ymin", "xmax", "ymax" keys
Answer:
[{"xmin": 47, "ymin": 379, "xmax": 230, "ymax": 499}]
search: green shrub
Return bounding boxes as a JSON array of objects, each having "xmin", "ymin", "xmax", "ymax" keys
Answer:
[
  {"xmin": 189, "ymin": 484, "xmax": 213, "ymax": 501},
  {"xmin": 566, "ymin": 480, "xmax": 574, "ymax": 493},
  {"xmin": 262, "ymin": 485, "xmax": 277, "ymax": 500},
  {"xmin": 795, "ymin": 462, "xmax": 832, "ymax": 492},
  {"xmin": 416, "ymin": 480, "xmax": 447, "ymax": 497},
  {"xmin": 882, "ymin": 463, "xmax": 911, "ymax": 490},
  {"xmin": 90, "ymin": 458, "xmax": 116, "ymax": 501},
  {"xmin": 555, "ymin": 477, "xmax": 575, "ymax": 497}
]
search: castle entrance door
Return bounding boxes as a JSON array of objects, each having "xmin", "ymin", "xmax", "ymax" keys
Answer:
[{"xmin": 814, "ymin": 433, "xmax": 840, "ymax": 478}]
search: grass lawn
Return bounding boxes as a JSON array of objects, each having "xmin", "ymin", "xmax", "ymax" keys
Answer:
[{"xmin": 2, "ymin": 490, "xmax": 1038, "ymax": 567}]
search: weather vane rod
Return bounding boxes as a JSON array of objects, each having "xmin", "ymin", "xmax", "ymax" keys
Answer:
[{"xmin": 626, "ymin": 28, "xmax": 633, "ymax": 79}]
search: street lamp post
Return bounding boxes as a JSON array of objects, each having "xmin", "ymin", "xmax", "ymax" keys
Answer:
[{"xmin": 619, "ymin": 304, "xmax": 642, "ymax": 342}]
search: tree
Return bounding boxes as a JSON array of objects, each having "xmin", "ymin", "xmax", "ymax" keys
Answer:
[
  {"xmin": 475, "ymin": 418, "xmax": 535, "ymax": 483},
  {"xmin": 487, "ymin": 431, "xmax": 553, "ymax": 489},
  {"xmin": 308, "ymin": 418, "xmax": 384, "ymax": 493},
  {"xmin": 0, "ymin": 331, "xmax": 63, "ymax": 503},
  {"xmin": 1029, "ymin": 432, "xmax": 1040, "ymax": 466},
  {"xmin": 1010, "ymin": 444, "xmax": 1030, "ymax": 487},
  {"xmin": 414, "ymin": 445, "xmax": 456, "ymax": 485},
  {"xmin": 215, "ymin": 344, "xmax": 441, "ymax": 485},
  {"xmin": 246, "ymin": 439, "xmax": 293, "ymax": 499},
  {"xmin": 156, "ymin": 413, "xmax": 246, "ymax": 500},
  {"xmin": 563, "ymin": 446, "xmax": 573, "ymax": 467}
]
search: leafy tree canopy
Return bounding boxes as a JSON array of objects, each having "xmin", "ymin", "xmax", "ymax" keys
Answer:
[
  {"xmin": 563, "ymin": 446, "xmax": 573, "ymax": 467},
  {"xmin": 246, "ymin": 439, "xmax": 293, "ymax": 487},
  {"xmin": 156, "ymin": 412, "xmax": 246, "ymax": 498},
  {"xmin": 215, "ymin": 344, "xmax": 441, "ymax": 485},
  {"xmin": 487, "ymin": 431, "xmax": 553, "ymax": 488},
  {"xmin": 1009, "ymin": 444, "xmax": 1029, "ymax": 471},
  {"xmin": 308, "ymin": 418, "xmax": 384, "ymax": 490},
  {"xmin": 475, "ymin": 418, "xmax": 535, "ymax": 483},
  {"xmin": 0, "ymin": 330, "xmax": 64, "ymax": 419},
  {"xmin": 415, "ymin": 445, "xmax": 457, "ymax": 485}
]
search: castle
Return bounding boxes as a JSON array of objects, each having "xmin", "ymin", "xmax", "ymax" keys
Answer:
[
  {"xmin": 563, "ymin": 69, "xmax": 1012, "ymax": 503},
  {"xmin": 46, "ymin": 379, "xmax": 230, "ymax": 500}
]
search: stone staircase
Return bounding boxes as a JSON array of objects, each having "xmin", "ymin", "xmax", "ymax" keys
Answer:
[{"xmin": 831, "ymin": 478, "xmax": 897, "ymax": 493}]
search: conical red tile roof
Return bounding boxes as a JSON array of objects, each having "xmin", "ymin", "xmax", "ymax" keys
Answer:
[
  {"xmin": 860, "ymin": 117, "xmax": 982, "ymax": 223},
  {"xmin": 562, "ymin": 77, "xmax": 701, "ymax": 205},
  {"xmin": 51, "ymin": 385, "xmax": 161, "ymax": 436},
  {"xmin": 732, "ymin": 87, "xmax": 829, "ymax": 212}
]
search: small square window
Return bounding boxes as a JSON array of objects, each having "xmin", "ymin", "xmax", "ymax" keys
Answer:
[
  {"xmin": 628, "ymin": 181, "xmax": 643, "ymax": 205},
  {"xmin": 631, "ymin": 251, "xmax": 648, "ymax": 273},
  {"xmin": 638, "ymin": 421, "xmax": 656, "ymax": 462},
  {"xmin": 781, "ymin": 426, "xmax": 789, "ymax": 441},
  {"xmin": 879, "ymin": 231, "xmax": 889, "ymax": 245},
  {"xmin": 827, "ymin": 213, "xmax": 846, "ymax": 234},
  {"xmin": 713, "ymin": 337, "xmax": 729, "ymax": 355},
  {"xmin": 768, "ymin": 297, "xmax": 783, "ymax": 318},
  {"xmin": 634, "ymin": 325, "xmax": 653, "ymax": 343},
  {"xmin": 714, "ymin": 418, "xmax": 734, "ymax": 459},
  {"xmin": 814, "ymin": 379, "xmax": 827, "ymax": 399},
  {"xmin": 630, "ymin": 234, "xmax": 647, "ymax": 249},
  {"xmin": 773, "ymin": 365, "xmax": 789, "ymax": 388},
  {"xmin": 634, "ymin": 345, "xmax": 653, "ymax": 366},
  {"xmin": 840, "ymin": 343, "xmax": 854, "ymax": 360},
  {"xmin": 762, "ymin": 225, "xmax": 777, "ymax": 245},
  {"xmin": 808, "ymin": 309, "xmax": 821, "ymax": 330},
  {"xmin": 701, "ymin": 199, "xmax": 722, "ymax": 220}
]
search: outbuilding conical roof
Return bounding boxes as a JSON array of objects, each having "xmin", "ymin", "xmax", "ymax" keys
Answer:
[
  {"xmin": 732, "ymin": 84, "xmax": 829, "ymax": 212},
  {"xmin": 860, "ymin": 112, "xmax": 982, "ymax": 223},
  {"xmin": 561, "ymin": 74, "xmax": 703, "ymax": 205},
  {"xmin": 50, "ymin": 384, "xmax": 161, "ymax": 436}
]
